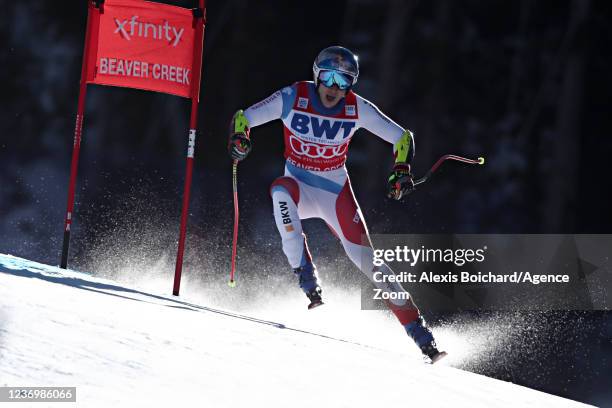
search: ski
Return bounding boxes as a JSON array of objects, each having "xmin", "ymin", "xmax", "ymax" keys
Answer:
[
  {"xmin": 307, "ymin": 299, "xmax": 324, "ymax": 310},
  {"xmin": 427, "ymin": 350, "xmax": 448, "ymax": 364}
]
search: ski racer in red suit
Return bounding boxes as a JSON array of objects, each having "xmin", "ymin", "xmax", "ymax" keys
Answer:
[{"xmin": 228, "ymin": 46, "xmax": 446, "ymax": 362}]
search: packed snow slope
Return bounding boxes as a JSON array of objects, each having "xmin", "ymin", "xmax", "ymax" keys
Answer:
[{"xmin": 0, "ymin": 254, "xmax": 593, "ymax": 408}]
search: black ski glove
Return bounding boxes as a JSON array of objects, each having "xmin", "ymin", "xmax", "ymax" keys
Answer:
[
  {"xmin": 228, "ymin": 110, "xmax": 252, "ymax": 161},
  {"xmin": 387, "ymin": 163, "xmax": 414, "ymax": 200},
  {"xmin": 228, "ymin": 133, "xmax": 252, "ymax": 161}
]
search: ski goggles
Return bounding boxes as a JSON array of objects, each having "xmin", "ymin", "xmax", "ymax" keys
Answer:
[{"xmin": 318, "ymin": 70, "xmax": 354, "ymax": 90}]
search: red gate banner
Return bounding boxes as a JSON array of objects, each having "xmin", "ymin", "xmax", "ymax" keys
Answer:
[{"xmin": 85, "ymin": 0, "xmax": 197, "ymax": 99}]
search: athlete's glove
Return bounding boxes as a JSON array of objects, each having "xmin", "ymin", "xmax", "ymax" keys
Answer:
[
  {"xmin": 387, "ymin": 163, "xmax": 414, "ymax": 200},
  {"xmin": 228, "ymin": 110, "xmax": 252, "ymax": 161},
  {"xmin": 229, "ymin": 133, "xmax": 251, "ymax": 161}
]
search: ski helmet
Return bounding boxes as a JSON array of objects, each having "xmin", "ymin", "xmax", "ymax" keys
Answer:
[{"xmin": 313, "ymin": 46, "xmax": 359, "ymax": 88}]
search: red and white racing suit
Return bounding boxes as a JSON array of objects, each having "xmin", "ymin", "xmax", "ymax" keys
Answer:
[{"xmin": 243, "ymin": 81, "xmax": 420, "ymax": 325}]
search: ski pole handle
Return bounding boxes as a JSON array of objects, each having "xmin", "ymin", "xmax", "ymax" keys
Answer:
[
  {"xmin": 414, "ymin": 154, "xmax": 485, "ymax": 186},
  {"xmin": 229, "ymin": 160, "xmax": 239, "ymax": 287}
]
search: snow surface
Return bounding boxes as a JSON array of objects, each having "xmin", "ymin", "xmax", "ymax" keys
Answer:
[{"xmin": 0, "ymin": 254, "xmax": 593, "ymax": 408}]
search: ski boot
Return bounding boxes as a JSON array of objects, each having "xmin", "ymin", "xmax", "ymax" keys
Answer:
[
  {"xmin": 293, "ymin": 263, "xmax": 324, "ymax": 310},
  {"xmin": 405, "ymin": 317, "xmax": 447, "ymax": 363}
]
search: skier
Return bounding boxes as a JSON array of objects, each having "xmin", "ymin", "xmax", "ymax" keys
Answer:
[{"xmin": 228, "ymin": 46, "xmax": 446, "ymax": 362}]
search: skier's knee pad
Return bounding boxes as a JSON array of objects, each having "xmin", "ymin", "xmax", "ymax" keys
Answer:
[
  {"xmin": 270, "ymin": 177, "xmax": 300, "ymax": 204},
  {"xmin": 335, "ymin": 181, "xmax": 367, "ymax": 245}
]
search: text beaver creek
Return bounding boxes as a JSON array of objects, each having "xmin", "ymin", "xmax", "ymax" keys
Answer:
[{"xmin": 98, "ymin": 58, "xmax": 190, "ymax": 85}]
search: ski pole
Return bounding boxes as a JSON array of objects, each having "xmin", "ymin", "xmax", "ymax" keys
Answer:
[
  {"xmin": 414, "ymin": 154, "xmax": 485, "ymax": 186},
  {"xmin": 229, "ymin": 160, "xmax": 239, "ymax": 287}
]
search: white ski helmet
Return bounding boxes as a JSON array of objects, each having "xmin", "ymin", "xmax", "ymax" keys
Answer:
[{"xmin": 313, "ymin": 46, "xmax": 359, "ymax": 88}]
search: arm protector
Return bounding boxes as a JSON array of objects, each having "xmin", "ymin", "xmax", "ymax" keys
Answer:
[{"xmin": 393, "ymin": 130, "xmax": 415, "ymax": 165}]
